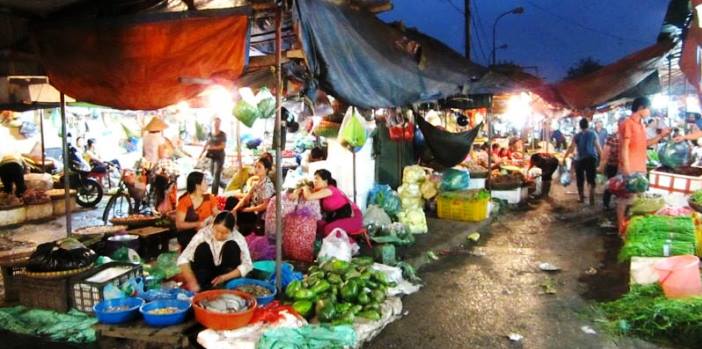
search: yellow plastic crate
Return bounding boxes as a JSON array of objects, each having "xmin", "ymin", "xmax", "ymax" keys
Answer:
[{"xmin": 437, "ymin": 192, "xmax": 489, "ymax": 222}]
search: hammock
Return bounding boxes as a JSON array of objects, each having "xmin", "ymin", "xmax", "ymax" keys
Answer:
[{"xmin": 416, "ymin": 116, "xmax": 483, "ymax": 168}]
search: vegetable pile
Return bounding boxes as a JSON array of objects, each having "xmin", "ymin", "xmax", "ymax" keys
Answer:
[
  {"xmin": 691, "ymin": 190, "xmax": 702, "ymax": 206},
  {"xmin": 619, "ymin": 215, "xmax": 696, "ymax": 262},
  {"xmin": 286, "ymin": 257, "xmax": 394, "ymax": 324},
  {"xmin": 596, "ymin": 284, "xmax": 702, "ymax": 348}
]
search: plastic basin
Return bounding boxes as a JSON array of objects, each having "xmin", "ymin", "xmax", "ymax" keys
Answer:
[
  {"xmin": 93, "ymin": 297, "xmax": 144, "ymax": 325},
  {"xmin": 252, "ymin": 261, "xmax": 293, "ymax": 280},
  {"xmin": 654, "ymin": 255, "xmax": 702, "ymax": 299},
  {"xmin": 139, "ymin": 299, "xmax": 191, "ymax": 327},
  {"xmin": 192, "ymin": 290, "xmax": 256, "ymax": 330},
  {"xmin": 225, "ymin": 278, "xmax": 277, "ymax": 306}
]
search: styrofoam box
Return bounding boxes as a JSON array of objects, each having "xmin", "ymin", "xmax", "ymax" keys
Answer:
[
  {"xmin": 490, "ymin": 187, "xmax": 528, "ymax": 204},
  {"xmin": 649, "ymin": 170, "xmax": 702, "ymax": 195},
  {"xmin": 467, "ymin": 178, "xmax": 486, "ymax": 190}
]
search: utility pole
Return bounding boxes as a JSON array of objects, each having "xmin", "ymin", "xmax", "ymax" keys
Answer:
[{"xmin": 464, "ymin": 0, "xmax": 471, "ymax": 59}]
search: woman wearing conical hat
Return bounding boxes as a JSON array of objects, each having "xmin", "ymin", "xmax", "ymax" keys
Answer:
[{"xmin": 143, "ymin": 116, "xmax": 168, "ymax": 164}]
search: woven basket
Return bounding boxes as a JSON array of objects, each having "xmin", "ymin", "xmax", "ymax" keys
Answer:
[
  {"xmin": 17, "ymin": 264, "xmax": 95, "ymax": 280},
  {"xmin": 689, "ymin": 200, "xmax": 702, "ymax": 214}
]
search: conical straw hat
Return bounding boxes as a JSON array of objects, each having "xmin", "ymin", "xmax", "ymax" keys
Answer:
[{"xmin": 144, "ymin": 117, "xmax": 168, "ymax": 132}]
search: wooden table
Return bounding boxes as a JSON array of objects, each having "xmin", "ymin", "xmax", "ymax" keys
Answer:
[
  {"xmin": 127, "ymin": 226, "xmax": 173, "ymax": 261},
  {"xmin": 95, "ymin": 319, "xmax": 199, "ymax": 349}
]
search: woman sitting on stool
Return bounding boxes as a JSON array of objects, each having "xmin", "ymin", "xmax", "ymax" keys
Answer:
[
  {"xmin": 293, "ymin": 169, "xmax": 363, "ymax": 237},
  {"xmin": 177, "ymin": 211, "xmax": 252, "ymax": 292}
]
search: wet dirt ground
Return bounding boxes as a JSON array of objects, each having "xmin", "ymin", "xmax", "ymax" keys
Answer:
[{"xmin": 366, "ymin": 187, "xmax": 668, "ymax": 349}]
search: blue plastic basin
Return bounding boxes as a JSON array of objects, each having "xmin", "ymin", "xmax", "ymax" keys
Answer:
[
  {"xmin": 225, "ymin": 278, "xmax": 277, "ymax": 306},
  {"xmin": 139, "ymin": 299, "xmax": 191, "ymax": 327},
  {"xmin": 93, "ymin": 297, "xmax": 144, "ymax": 325}
]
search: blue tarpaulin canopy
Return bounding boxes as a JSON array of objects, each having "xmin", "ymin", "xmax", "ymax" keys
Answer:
[{"xmin": 294, "ymin": 0, "xmax": 487, "ymax": 109}]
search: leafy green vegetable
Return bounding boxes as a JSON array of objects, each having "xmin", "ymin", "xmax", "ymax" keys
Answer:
[
  {"xmin": 595, "ymin": 284, "xmax": 702, "ymax": 347},
  {"xmin": 618, "ymin": 215, "xmax": 696, "ymax": 262}
]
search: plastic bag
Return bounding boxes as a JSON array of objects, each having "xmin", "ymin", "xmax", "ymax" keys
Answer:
[
  {"xmin": 26, "ymin": 238, "xmax": 97, "ymax": 272},
  {"xmin": 607, "ymin": 175, "xmax": 630, "ymax": 198},
  {"xmin": 256, "ymin": 88, "xmax": 276, "ymax": 119},
  {"xmin": 267, "ymin": 263, "xmax": 303, "ymax": 290},
  {"xmin": 246, "ymin": 234, "xmax": 276, "ymax": 261},
  {"xmin": 400, "ymin": 196, "xmax": 424, "ymax": 210},
  {"xmin": 397, "ymin": 208, "xmax": 428, "ymax": 234},
  {"xmin": 398, "ymin": 183, "xmax": 421, "ymax": 198},
  {"xmin": 338, "ymin": 106, "xmax": 367, "ymax": 151},
  {"xmin": 234, "ymin": 99, "xmax": 260, "ymax": 127},
  {"xmin": 318, "ymin": 228, "xmax": 359, "ymax": 262},
  {"xmin": 630, "ymin": 195, "xmax": 665, "ymax": 215},
  {"xmin": 625, "ymin": 173, "xmax": 649, "ymax": 193},
  {"xmin": 153, "ymin": 252, "xmax": 180, "ymax": 279},
  {"xmin": 402, "ymin": 165, "xmax": 426, "ymax": 184},
  {"xmin": 658, "ymin": 141, "xmax": 690, "ymax": 168},
  {"xmin": 370, "ymin": 223, "xmax": 415, "ymax": 246},
  {"xmin": 440, "ymin": 168, "xmax": 470, "ymax": 191},
  {"xmin": 367, "ymin": 185, "xmax": 402, "ymax": 217},
  {"xmin": 420, "ymin": 180, "xmax": 438, "ymax": 200},
  {"xmin": 363, "ymin": 205, "xmax": 392, "ymax": 227},
  {"xmin": 111, "ymin": 247, "xmax": 141, "ymax": 264},
  {"xmin": 257, "ymin": 324, "xmax": 356, "ymax": 349},
  {"xmin": 559, "ymin": 166, "xmax": 572, "ymax": 187}
]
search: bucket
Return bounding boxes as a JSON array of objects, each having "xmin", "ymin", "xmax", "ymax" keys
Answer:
[{"xmin": 654, "ymin": 255, "xmax": 702, "ymax": 299}]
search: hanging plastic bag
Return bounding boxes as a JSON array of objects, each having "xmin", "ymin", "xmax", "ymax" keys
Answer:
[
  {"xmin": 317, "ymin": 228, "xmax": 359, "ymax": 262},
  {"xmin": 440, "ymin": 169, "xmax": 470, "ymax": 191},
  {"xmin": 559, "ymin": 165, "xmax": 572, "ymax": 187},
  {"xmin": 256, "ymin": 87, "xmax": 276, "ymax": 119},
  {"xmin": 363, "ymin": 205, "xmax": 392, "ymax": 227},
  {"xmin": 625, "ymin": 172, "xmax": 649, "ymax": 193},
  {"xmin": 233, "ymin": 99, "xmax": 260, "ymax": 127},
  {"xmin": 338, "ymin": 106, "xmax": 367, "ymax": 151}
]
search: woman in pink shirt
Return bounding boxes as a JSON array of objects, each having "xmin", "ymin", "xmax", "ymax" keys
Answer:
[{"xmin": 296, "ymin": 169, "xmax": 363, "ymax": 236}]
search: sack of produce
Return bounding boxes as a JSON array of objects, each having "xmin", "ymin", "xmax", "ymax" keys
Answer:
[
  {"xmin": 367, "ymin": 185, "xmax": 401, "ymax": 217},
  {"xmin": 630, "ymin": 195, "xmax": 665, "ymax": 215},
  {"xmin": 402, "ymin": 165, "xmax": 426, "ymax": 184},
  {"xmin": 26, "ymin": 238, "xmax": 97, "ymax": 272},
  {"xmin": 233, "ymin": 99, "xmax": 260, "ymax": 127},
  {"xmin": 397, "ymin": 183, "xmax": 421, "ymax": 198},
  {"xmin": 338, "ymin": 107, "xmax": 367, "ymax": 151},
  {"xmin": 440, "ymin": 169, "xmax": 470, "ymax": 191},
  {"xmin": 363, "ymin": 205, "xmax": 392, "ymax": 227},
  {"xmin": 370, "ymin": 222, "xmax": 415, "ymax": 246},
  {"xmin": 397, "ymin": 207, "xmax": 428, "ymax": 234},
  {"xmin": 246, "ymin": 234, "xmax": 276, "ymax": 261},
  {"xmin": 420, "ymin": 180, "xmax": 438, "ymax": 200},
  {"xmin": 283, "ymin": 210, "xmax": 317, "ymax": 262},
  {"xmin": 400, "ymin": 196, "xmax": 423, "ymax": 210},
  {"xmin": 658, "ymin": 141, "xmax": 690, "ymax": 168},
  {"xmin": 256, "ymin": 88, "xmax": 276, "ymax": 119},
  {"xmin": 23, "ymin": 173, "xmax": 53, "ymax": 191}
]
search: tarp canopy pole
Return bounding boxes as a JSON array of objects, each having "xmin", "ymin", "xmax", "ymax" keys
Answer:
[
  {"xmin": 487, "ymin": 96, "xmax": 493, "ymax": 185},
  {"xmin": 60, "ymin": 92, "xmax": 71, "ymax": 237},
  {"xmin": 39, "ymin": 109, "xmax": 45, "ymax": 169},
  {"xmin": 274, "ymin": 6, "xmax": 283, "ymax": 293}
]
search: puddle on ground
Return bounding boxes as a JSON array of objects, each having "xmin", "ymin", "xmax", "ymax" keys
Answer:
[{"xmin": 578, "ymin": 232, "xmax": 629, "ymax": 301}]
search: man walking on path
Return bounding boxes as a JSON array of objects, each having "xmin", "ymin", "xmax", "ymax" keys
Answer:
[{"xmin": 617, "ymin": 97, "xmax": 669, "ymax": 233}]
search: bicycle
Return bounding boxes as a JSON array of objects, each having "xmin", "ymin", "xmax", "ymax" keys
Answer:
[{"xmin": 102, "ymin": 166, "xmax": 178, "ymax": 223}]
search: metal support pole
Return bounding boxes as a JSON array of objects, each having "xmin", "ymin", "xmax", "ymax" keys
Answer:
[
  {"xmin": 352, "ymin": 151, "xmax": 357, "ymax": 203},
  {"xmin": 464, "ymin": 0, "xmax": 470, "ymax": 59},
  {"xmin": 60, "ymin": 93, "xmax": 72, "ymax": 236},
  {"xmin": 486, "ymin": 96, "xmax": 493, "ymax": 186},
  {"xmin": 39, "ymin": 109, "xmax": 45, "ymax": 169},
  {"xmin": 273, "ymin": 7, "xmax": 284, "ymax": 293}
]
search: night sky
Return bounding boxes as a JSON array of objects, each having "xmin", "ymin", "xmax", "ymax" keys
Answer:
[{"xmin": 379, "ymin": 0, "xmax": 670, "ymax": 82}]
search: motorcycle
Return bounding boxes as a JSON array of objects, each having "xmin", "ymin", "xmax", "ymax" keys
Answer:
[{"xmin": 54, "ymin": 145, "xmax": 103, "ymax": 208}]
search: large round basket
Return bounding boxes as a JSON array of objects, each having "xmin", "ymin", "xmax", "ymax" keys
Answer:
[
  {"xmin": 16, "ymin": 264, "xmax": 95, "ymax": 279},
  {"xmin": 110, "ymin": 216, "xmax": 159, "ymax": 228}
]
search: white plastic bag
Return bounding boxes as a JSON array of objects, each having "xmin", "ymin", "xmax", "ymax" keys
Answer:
[
  {"xmin": 318, "ymin": 228, "xmax": 359, "ymax": 262},
  {"xmin": 363, "ymin": 205, "xmax": 392, "ymax": 227}
]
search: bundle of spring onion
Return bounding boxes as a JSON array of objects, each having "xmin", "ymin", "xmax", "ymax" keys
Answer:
[
  {"xmin": 595, "ymin": 284, "xmax": 702, "ymax": 348},
  {"xmin": 618, "ymin": 215, "xmax": 696, "ymax": 262}
]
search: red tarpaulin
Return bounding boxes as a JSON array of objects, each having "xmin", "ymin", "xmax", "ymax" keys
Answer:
[
  {"xmin": 32, "ymin": 10, "xmax": 249, "ymax": 110},
  {"xmin": 554, "ymin": 39, "xmax": 674, "ymax": 110}
]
